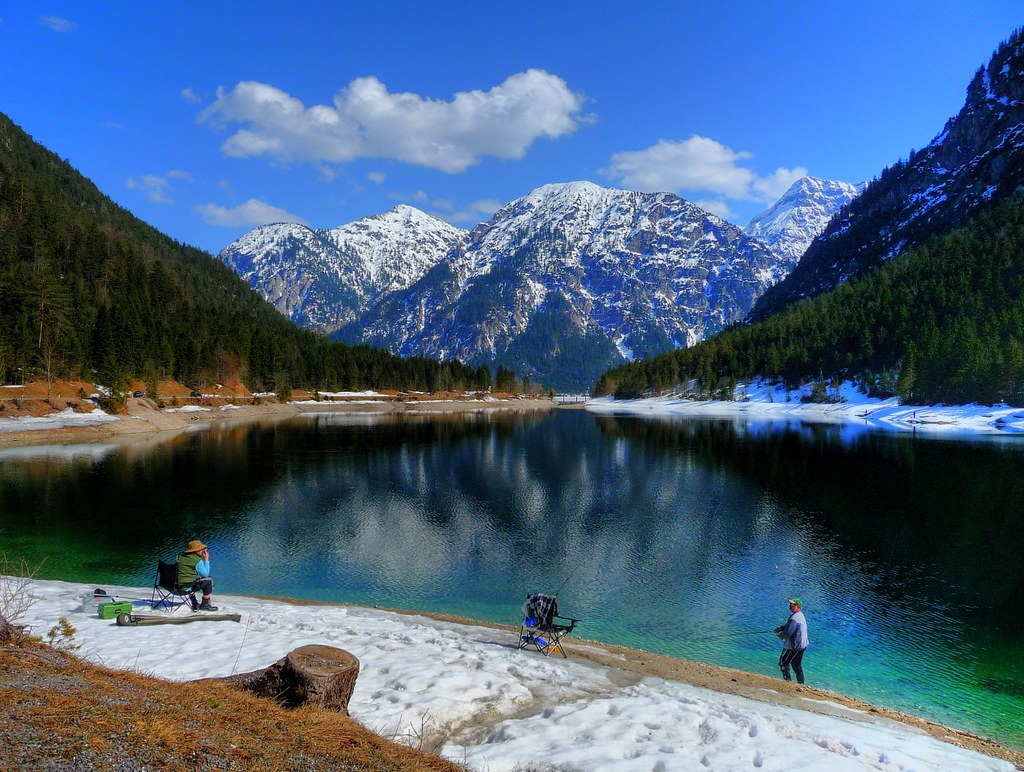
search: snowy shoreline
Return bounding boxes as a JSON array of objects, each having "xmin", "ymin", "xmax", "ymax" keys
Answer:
[
  {"xmin": 586, "ymin": 382, "xmax": 1024, "ymax": 437},
  {"xmin": 12, "ymin": 578, "xmax": 1017, "ymax": 771},
  {"xmin": 5, "ymin": 383, "xmax": 1024, "ymax": 445},
  {"xmin": 0, "ymin": 395, "xmax": 557, "ymax": 450}
]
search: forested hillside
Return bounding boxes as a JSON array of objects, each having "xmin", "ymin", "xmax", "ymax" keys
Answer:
[
  {"xmin": 595, "ymin": 194, "xmax": 1024, "ymax": 405},
  {"xmin": 751, "ymin": 28, "xmax": 1024, "ymax": 320},
  {"xmin": 0, "ymin": 113, "xmax": 489, "ymax": 395}
]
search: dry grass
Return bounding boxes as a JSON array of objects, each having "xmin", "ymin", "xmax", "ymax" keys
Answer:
[{"xmin": 0, "ymin": 638, "xmax": 464, "ymax": 771}]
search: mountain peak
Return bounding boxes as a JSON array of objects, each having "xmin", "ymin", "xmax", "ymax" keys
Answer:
[
  {"xmin": 346, "ymin": 181, "xmax": 787, "ymax": 390},
  {"xmin": 751, "ymin": 29, "xmax": 1024, "ymax": 320},
  {"xmin": 219, "ymin": 207, "xmax": 465, "ymax": 333},
  {"xmin": 745, "ymin": 176, "xmax": 862, "ymax": 262},
  {"xmin": 379, "ymin": 203, "xmax": 442, "ymax": 222}
]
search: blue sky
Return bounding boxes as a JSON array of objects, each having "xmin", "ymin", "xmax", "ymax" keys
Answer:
[{"xmin": 3, "ymin": 3, "xmax": 1020, "ymax": 254}]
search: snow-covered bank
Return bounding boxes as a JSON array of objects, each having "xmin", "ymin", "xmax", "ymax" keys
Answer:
[
  {"xmin": 0, "ymin": 395, "xmax": 556, "ymax": 450},
  {"xmin": 0, "ymin": 406, "xmax": 121, "ymax": 433},
  {"xmin": 13, "ymin": 579, "xmax": 1014, "ymax": 771},
  {"xmin": 587, "ymin": 381, "xmax": 1024, "ymax": 436}
]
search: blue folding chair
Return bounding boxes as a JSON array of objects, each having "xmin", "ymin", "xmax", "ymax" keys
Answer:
[{"xmin": 517, "ymin": 592, "xmax": 579, "ymax": 658}]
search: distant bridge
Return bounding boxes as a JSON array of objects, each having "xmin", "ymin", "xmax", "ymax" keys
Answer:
[{"xmin": 554, "ymin": 394, "xmax": 589, "ymax": 405}]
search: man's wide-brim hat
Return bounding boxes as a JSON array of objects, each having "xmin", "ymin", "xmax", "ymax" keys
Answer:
[{"xmin": 185, "ymin": 539, "xmax": 207, "ymax": 553}]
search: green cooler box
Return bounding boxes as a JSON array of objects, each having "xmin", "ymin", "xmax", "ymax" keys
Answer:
[{"xmin": 98, "ymin": 601, "xmax": 134, "ymax": 619}]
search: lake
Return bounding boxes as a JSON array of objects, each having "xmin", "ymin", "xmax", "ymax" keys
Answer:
[{"xmin": 1, "ymin": 408, "xmax": 1021, "ymax": 748}]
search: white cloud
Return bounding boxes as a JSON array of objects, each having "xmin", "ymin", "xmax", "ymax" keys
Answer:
[
  {"xmin": 607, "ymin": 137, "xmax": 753, "ymax": 199},
  {"xmin": 41, "ymin": 16, "xmax": 75, "ymax": 32},
  {"xmin": 127, "ymin": 170, "xmax": 194, "ymax": 205},
  {"xmin": 367, "ymin": 171, "xmax": 387, "ymax": 184},
  {"xmin": 695, "ymin": 199, "xmax": 737, "ymax": 220},
  {"xmin": 181, "ymin": 87, "xmax": 203, "ymax": 105},
  {"xmin": 385, "ymin": 190, "xmax": 503, "ymax": 225},
  {"xmin": 127, "ymin": 175, "xmax": 173, "ymax": 205},
  {"xmin": 197, "ymin": 199, "xmax": 310, "ymax": 227},
  {"xmin": 606, "ymin": 135, "xmax": 807, "ymax": 205},
  {"xmin": 470, "ymin": 198, "xmax": 503, "ymax": 217},
  {"xmin": 199, "ymin": 70, "xmax": 588, "ymax": 173},
  {"xmin": 391, "ymin": 190, "xmax": 451, "ymax": 211},
  {"xmin": 441, "ymin": 198, "xmax": 505, "ymax": 225},
  {"xmin": 752, "ymin": 166, "xmax": 808, "ymax": 201}
]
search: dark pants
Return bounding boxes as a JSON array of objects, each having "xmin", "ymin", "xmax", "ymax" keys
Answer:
[
  {"xmin": 779, "ymin": 647, "xmax": 806, "ymax": 684},
  {"xmin": 189, "ymin": 578, "xmax": 213, "ymax": 597}
]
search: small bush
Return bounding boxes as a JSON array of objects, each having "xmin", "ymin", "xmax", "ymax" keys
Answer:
[
  {"xmin": 1, "ymin": 553, "xmax": 40, "ymax": 634},
  {"xmin": 46, "ymin": 617, "xmax": 80, "ymax": 652}
]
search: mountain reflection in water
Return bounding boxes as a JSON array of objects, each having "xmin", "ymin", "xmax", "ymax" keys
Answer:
[{"xmin": 0, "ymin": 409, "xmax": 1021, "ymax": 747}]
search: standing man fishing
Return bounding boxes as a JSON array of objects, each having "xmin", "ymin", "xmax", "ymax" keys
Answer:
[{"xmin": 774, "ymin": 597, "xmax": 809, "ymax": 684}]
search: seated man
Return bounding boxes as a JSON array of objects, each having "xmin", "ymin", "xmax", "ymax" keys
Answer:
[{"xmin": 175, "ymin": 539, "xmax": 218, "ymax": 611}]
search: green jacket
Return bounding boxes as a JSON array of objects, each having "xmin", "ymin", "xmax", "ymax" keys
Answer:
[{"xmin": 176, "ymin": 551, "xmax": 201, "ymax": 587}]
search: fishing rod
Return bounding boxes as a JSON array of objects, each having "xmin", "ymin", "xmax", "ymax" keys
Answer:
[
  {"xmin": 552, "ymin": 562, "xmax": 583, "ymax": 598},
  {"xmin": 690, "ymin": 629, "xmax": 776, "ymax": 642}
]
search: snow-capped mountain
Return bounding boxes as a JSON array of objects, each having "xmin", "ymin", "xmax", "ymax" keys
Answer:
[
  {"xmin": 340, "ymin": 182, "xmax": 790, "ymax": 391},
  {"xmin": 745, "ymin": 177, "xmax": 862, "ymax": 263},
  {"xmin": 219, "ymin": 206, "xmax": 466, "ymax": 333},
  {"xmin": 752, "ymin": 29, "xmax": 1024, "ymax": 320}
]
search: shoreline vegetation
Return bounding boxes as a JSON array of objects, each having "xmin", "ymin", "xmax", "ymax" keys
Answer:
[
  {"xmin": 2, "ymin": 383, "xmax": 1022, "ymax": 767},
  {"xmin": 0, "ymin": 378, "xmax": 558, "ymax": 450}
]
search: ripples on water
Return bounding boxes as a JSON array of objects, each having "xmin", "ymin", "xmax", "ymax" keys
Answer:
[{"xmin": 0, "ymin": 409, "xmax": 1021, "ymax": 747}]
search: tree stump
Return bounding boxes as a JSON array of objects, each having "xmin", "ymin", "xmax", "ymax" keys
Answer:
[{"xmin": 218, "ymin": 644, "xmax": 360, "ymax": 715}]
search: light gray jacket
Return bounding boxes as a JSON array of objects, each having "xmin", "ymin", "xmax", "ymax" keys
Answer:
[{"xmin": 781, "ymin": 610, "xmax": 809, "ymax": 650}]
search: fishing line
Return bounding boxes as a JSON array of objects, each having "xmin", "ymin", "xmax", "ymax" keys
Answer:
[
  {"xmin": 231, "ymin": 616, "xmax": 252, "ymax": 675},
  {"xmin": 552, "ymin": 562, "xmax": 582, "ymax": 597},
  {"xmin": 689, "ymin": 629, "xmax": 775, "ymax": 642}
]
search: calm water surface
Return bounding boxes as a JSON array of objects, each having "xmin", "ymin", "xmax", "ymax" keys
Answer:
[{"xmin": 1, "ymin": 409, "xmax": 1022, "ymax": 747}]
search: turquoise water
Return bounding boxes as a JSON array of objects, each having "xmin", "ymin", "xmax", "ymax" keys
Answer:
[{"xmin": 1, "ymin": 409, "xmax": 1021, "ymax": 748}]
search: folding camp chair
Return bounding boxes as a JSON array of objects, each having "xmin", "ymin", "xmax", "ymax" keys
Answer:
[
  {"xmin": 150, "ymin": 560, "xmax": 197, "ymax": 612},
  {"xmin": 517, "ymin": 592, "xmax": 579, "ymax": 658}
]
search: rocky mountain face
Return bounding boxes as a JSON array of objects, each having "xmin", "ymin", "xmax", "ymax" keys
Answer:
[
  {"xmin": 220, "ymin": 178, "xmax": 863, "ymax": 391},
  {"xmin": 338, "ymin": 182, "xmax": 789, "ymax": 391},
  {"xmin": 219, "ymin": 206, "xmax": 466, "ymax": 333},
  {"xmin": 751, "ymin": 28, "xmax": 1024, "ymax": 321},
  {"xmin": 744, "ymin": 176, "xmax": 862, "ymax": 263}
]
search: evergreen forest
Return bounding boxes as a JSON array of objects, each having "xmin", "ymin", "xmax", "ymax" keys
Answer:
[
  {"xmin": 0, "ymin": 113, "xmax": 495, "ymax": 396},
  {"xmin": 595, "ymin": 193, "xmax": 1024, "ymax": 406}
]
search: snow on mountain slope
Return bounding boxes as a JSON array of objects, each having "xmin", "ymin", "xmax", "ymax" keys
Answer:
[
  {"xmin": 751, "ymin": 29, "xmax": 1024, "ymax": 320},
  {"xmin": 745, "ymin": 176, "xmax": 862, "ymax": 263},
  {"xmin": 345, "ymin": 182, "xmax": 790, "ymax": 391},
  {"xmin": 219, "ymin": 206, "xmax": 466, "ymax": 333}
]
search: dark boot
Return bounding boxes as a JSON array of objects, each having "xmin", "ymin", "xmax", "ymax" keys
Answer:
[
  {"xmin": 198, "ymin": 599, "xmax": 219, "ymax": 611},
  {"xmin": 188, "ymin": 595, "xmax": 199, "ymax": 611}
]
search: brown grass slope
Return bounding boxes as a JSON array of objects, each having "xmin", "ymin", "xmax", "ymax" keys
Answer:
[{"xmin": 0, "ymin": 638, "xmax": 462, "ymax": 771}]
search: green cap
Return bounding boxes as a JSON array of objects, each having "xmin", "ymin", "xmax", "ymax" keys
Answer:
[{"xmin": 788, "ymin": 597, "xmax": 803, "ymax": 608}]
